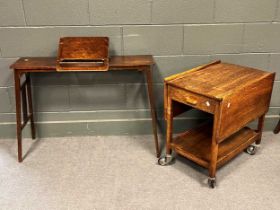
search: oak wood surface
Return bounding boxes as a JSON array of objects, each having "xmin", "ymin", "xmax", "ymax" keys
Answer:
[
  {"xmin": 218, "ymin": 74, "xmax": 275, "ymax": 142},
  {"xmin": 168, "ymin": 62, "xmax": 272, "ymax": 100},
  {"xmin": 164, "ymin": 60, "xmax": 221, "ymax": 83},
  {"xmin": 171, "ymin": 123, "xmax": 259, "ymax": 168},
  {"xmin": 58, "ymin": 37, "xmax": 109, "ymax": 61},
  {"xmin": 11, "ymin": 54, "xmax": 159, "ymax": 161},
  {"xmin": 57, "ymin": 37, "xmax": 109, "ymax": 71},
  {"xmin": 169, "ymin": 86, "xmax": 217, "ymax": 114},
  {"xmin": 164, "ymin": 61, "xmax": 275, "ymax": 185},
  {"xmin": 10, "ymin": 56, "xmax": 155, "ymax": 71}
]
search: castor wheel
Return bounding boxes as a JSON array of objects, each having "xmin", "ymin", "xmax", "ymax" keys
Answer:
[
  {"xmin": 208, "ymin": 177, "xmax": 216, "ymax": 189},
  {"xmin": 158, "ymin": 155, "xmax": 173, "ymax": 166},
  {"xmin": 245, "ymin": 145, "xmax": 256, "ymax": 155}
]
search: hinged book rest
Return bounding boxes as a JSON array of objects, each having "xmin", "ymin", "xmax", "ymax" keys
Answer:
[{"xmin": 56, "ymin": 37, "xmax": 109, "ymax": 71}]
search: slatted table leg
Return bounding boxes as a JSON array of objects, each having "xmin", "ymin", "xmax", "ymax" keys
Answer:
[
  {"xmin": 144, "ymin": 66, "xmax": 160, "ymax": 158},
  {"xmin": 14, "ymin": 70, "xmax": 23, "ymax": 162}
]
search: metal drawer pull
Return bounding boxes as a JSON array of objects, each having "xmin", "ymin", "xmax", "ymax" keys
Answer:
[
  {"xmin": 206, "ymin": 101, "xmax": 211, "ymax": 107},
  {"xmin": 185, "ymin": 97, "xmax": 197, "ymax": 105}
]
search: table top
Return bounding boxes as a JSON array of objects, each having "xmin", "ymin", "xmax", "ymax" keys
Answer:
[
  {"xmin": 10, "ymin": 55, "xmax": 155, "ymax": 71},
  {"xmin": 167, "ymin": 61, "xmax": 274, "ymax": 100}
]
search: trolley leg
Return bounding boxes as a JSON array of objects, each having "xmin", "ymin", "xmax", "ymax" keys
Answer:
[
  {"xmin": 208, "ymin": 143, "xmax": 218, "ymax": 188},
  {"xmin": 273, "ymin": 118, "xmax": 280, "ymax": 134},
  {"xmin": 14, "ymin": 70, "xmax": 23, "ymax": 162},
  {"xmin": 245, "ymin": 115, "xmax": 265, "ymax": 155},
  {"xmin": 256, "ymin": 115, "xmax": 265, "ymax": 145},
  {"xmin": 208, "ymin": 106, "xmax": 220, "ymax": 188},
  {"xmin": 144, "ymin": 67, "xmax": 160, "ymax": 158},
  {"xmin": 166, "ymin": 101, "xmax": 173, "ymax": 156},
  {"xmin": 158, "ymin": 98, "xmax": 174, "ymax": 166},
  {"xmin": 26, "ymin": 73, "xmax": 36, "ymax": 139}
]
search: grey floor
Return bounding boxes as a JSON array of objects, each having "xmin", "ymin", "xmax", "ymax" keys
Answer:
[{"xmin": 0, "ymin": 132, "xmax": 280, "ymax": 210}]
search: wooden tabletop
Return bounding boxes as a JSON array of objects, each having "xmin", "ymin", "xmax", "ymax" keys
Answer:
[
  {"xmin": 10, "ymin": 55, "xmax": 155, "ymax": 71},
  {"xmin": 167, "ymin": 62, "xmax": 274, "ymax": 100}
]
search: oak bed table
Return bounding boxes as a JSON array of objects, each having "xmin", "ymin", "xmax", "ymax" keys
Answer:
[
  {"xmin": 158, "ymin": 61, "xmax": 275, "ymax": 188},
  {"xmin": 10, "ymin": 55, "xmax": 160, "ymax": 162}
]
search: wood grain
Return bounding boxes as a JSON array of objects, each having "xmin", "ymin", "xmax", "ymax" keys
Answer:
[
  {"xmin": 218, "ymin": 74, "xmax": 275, "ymax": 142},
  {"xmin": 168, "ymin": 62, "xmax": 272, "ymax": 100},
  {"xmin": 57, "ymin": 37, "xmax": 109, "ymax": 71},
  {"xmin": 10, "ymin": 56, "xmax": 155, "ymax": 71},
  {"xmin": 171, "ymin": 123, "xmax": 259, "ymax": 168},
  {"xmin": 169, "ymin": 86, "xmax": 217, "ymax": 114},
  {"xmin": 164, "ymin": 61, "xmax": 275, "ymax": 185},
  {"xmin": 10, "ymin": 54, "xmax": 159, "ymax": 161}
]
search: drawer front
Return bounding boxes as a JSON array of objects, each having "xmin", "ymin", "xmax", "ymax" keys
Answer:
[{"xmin": 169, "ymin": 86, "xmax": 217, "ymax": 114}]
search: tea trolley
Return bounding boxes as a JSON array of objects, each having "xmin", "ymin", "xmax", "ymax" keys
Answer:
[{"xmin": 158, "ymin": 61, "xmax": 275, "ymax": 188}]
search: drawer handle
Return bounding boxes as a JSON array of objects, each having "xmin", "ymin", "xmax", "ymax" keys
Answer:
[{"xmin": 185, "ymin": 97, "xmax": 197, "ymax": 105}]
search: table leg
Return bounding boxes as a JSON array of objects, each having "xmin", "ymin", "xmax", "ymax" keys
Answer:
[
  {"xmin": 26, "ymin": 73, "xmax": 36, "ymax": 139},
  {"xmin": 209, "ymin": 142, "xmax": 218, "ymax": 187},
  {"xmin": 256, "ymin": 115, "xmax": 265, "ymax": 144},
  {"xmin": 208, "ymin": 107, "xmax": 220, "ymax": 188},
  {"xmin": 166, "ymin": 98, "xmax": 173, "ymax": 155},
  {"xmin": 157, "ymin": 97, "xmax": 173, "ymax": 166},
  {"xmin": 273, "ymin": 118, "xmax": 280, "ymax": 134},
  {"xmin": 14, "ymin": 70, "xmax": 23, "ymax": 162},
  {"xmin": 21, "ymin": 79, "xmax": 28, "ymax": 124},
  {"xmin": 209, "ymin": 120, "xmax": 218, "ymax": 188},
  {"xmin": 144, "ymin": 66, "xmax": 160, "ymax": 158},
  {"xmin": 158, "ymin": 87, "xmax": 174, "ymax": 166}
]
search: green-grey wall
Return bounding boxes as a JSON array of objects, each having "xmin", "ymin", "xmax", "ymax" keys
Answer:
[{"xmin": 0, "ymin": 0, "xmax": 279, "ymax": 138}]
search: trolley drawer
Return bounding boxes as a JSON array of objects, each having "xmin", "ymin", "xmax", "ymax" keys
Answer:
[{"xmin": 169, "ymin": 86, "xmax": 217, "ymax": 114}]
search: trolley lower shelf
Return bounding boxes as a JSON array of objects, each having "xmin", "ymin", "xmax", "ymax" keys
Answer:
[{"xmin": 171, "ymin": 123, "xmax": 260, "ymax": 168}]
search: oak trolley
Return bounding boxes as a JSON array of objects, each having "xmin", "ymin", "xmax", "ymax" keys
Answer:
[{"xmin": 158, "ymin": 61, "xmax": 275, "ymax": 188}]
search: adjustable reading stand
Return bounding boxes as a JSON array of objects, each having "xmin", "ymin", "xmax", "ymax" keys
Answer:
[{"xmin": 57, "ymin": 37, "xmax": 109, "ymax": 71}]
